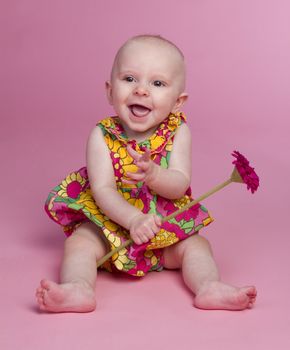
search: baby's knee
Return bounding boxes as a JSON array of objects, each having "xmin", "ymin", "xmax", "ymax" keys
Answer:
[
  {"xmin": 65, "ymin": 225, "xmax": 97, "ymax": 248},
  {"xmin": 187, "ymin": 234, "xmax": 212, "ymax": 251},
  {"xmin": 68, "ymin": 223, "xmax": 109, "ymax": 257},
  {"xmin": 65, "ymin": 231, "xmax": 90, "ymax": 248},
  {"xmin": 175, "ymin": 234, "xmax": 211, "ymax": 256}
]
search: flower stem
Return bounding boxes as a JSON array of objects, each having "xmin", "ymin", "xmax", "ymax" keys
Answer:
[
  {"xmin": 96, "ymin": 177, "xmax": 233, "ymax": 268},
  {"xmin": 97, "ymin": 239, "xmax": 133, "ymax": 268},
  {"xmin": 162, "ymin": 177, "xmax": 232, "ymax": 222}
]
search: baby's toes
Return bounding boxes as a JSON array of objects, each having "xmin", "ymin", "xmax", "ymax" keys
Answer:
[
  {"xmin": 36, "ymin": 295, "xmax": 43, "ymax": 305},
  {"xmin": 38, "ymin": 300, "xmax": 47, "ymax": 310},
  {"xmin": 249, "ymin": 295, "xmax": 256, "ymax": 306},
  {"xmin": 36, "ymin": 292, "xmax": 46, "ymax": 309},
  {"xmin": 35, "ymin": 286, "xmax": 44, "ymax": 296},
  {"xmin": 35, "ymin": 286, "xmax": 42, "ymax": 295},
  {"xmin": 247, "ymin": 286, "xmax": 257, "ymax": 297},
  {"xmin": 35, "ymin": 291, "xmax": 42, "ymax": 300},
  {"xmin": 40, "ymin": 279, "xmax": 51, "ymax": 291},
  {"xmin": 248, "ymin": 300, "xmax": 255, "ymax": 308},
  {"xmin": 248, "ymin": 289, "xmax": 257, "ymax": 301}
]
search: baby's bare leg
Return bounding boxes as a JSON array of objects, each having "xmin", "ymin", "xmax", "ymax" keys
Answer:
[
  {"xmin": 36, "ymin": 222, "xmax": 109, "ymax": 313},
  {"xmin": 163, "ymin": 235, "xmax": 256, "ymax": 310}
]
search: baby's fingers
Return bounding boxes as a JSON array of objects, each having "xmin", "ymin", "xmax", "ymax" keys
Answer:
[
  {"xmin": 151, "ymin": 221, "xmax": 161, "ymax": 234},
  {"xmin": 136, "ymin": 159, "xmax": 150, "ymax": 172},
  {"xmin": 140, "ymin": 148, "xmax": 151, "ymax": 162},
  {"xmin": 121, "ymin": 178, "xmax": 139, "ymax": 185},
  {"xmin": 154, "ymin": 215, "xmax": 162, "ymax": 227},
  {"xmin": 127, "ymin": 145, "xmax": 151, "ymax": 165},
  {"xmin": 132, "ymin": 236, "xmax": 144, "ymax": 245},
  {"xmin": 125, "ymin": 171, "xmax": 146, "ymax": 182},
  {"xmin": 127, "ymin": 145, "xmax": 141, "ymax": 162}
]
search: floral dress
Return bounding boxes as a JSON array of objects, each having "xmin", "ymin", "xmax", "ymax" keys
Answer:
[{"xmin": 45, "ymin": 112, "xmax": 213, "ymax": 277}]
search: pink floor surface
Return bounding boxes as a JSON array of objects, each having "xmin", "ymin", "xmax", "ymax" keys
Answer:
[{"xmin": 1, "ymin": 1, "xmax": 290, "ymax": 349}]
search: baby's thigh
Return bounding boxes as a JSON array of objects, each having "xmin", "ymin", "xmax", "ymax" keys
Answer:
[{"xmin": 163, "ymin": 235, "xmax": 210, "ymax": 269}]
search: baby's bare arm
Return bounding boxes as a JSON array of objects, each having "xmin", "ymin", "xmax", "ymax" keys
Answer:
[{"xmin": 86, "ymin": 127, "xmax": 142, "ymax": 230}]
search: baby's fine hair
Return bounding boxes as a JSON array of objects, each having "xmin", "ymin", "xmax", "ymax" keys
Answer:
[
  {"xmin": 110, "ymin": 34, "xmax": 185, "ymax": 80},
  {"xmin": 128, "ymin": 34, "xmax": 184, "ymax": 59}
]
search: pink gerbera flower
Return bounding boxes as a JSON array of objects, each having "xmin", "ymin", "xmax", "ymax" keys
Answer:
[{"xmin": 231, "ymin": 151, "xmax": 260, "ymax": 193}]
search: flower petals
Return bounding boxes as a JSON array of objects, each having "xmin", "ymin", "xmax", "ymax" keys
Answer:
[{"xmin": 232, "ymin": 151, "xmax": 260, "ymax": 193}]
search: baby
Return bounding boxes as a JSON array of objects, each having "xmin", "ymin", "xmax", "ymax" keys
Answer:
[{"xmin": 36, "ymin": 35, "xmax": 257, "ymax": 312}]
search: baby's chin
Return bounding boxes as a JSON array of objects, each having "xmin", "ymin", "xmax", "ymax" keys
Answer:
[
  {"xmin": 127, "ymin": 121, "xmax": 157, "ymax": 134},
  {"xmin": 120, "ymin": 118, "xmax": 159, "ymax": 140}
]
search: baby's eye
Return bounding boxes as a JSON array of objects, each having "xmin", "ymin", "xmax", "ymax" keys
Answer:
[
  {"xmin": 153, "ymin": 80, "xmax": 165, "ymax": 87},
  {"xmin": 124, "ymin": 76, "xmax": 135, "ymax": 82}
]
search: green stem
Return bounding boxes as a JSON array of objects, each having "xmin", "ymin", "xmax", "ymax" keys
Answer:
[
  {"xmin": 97, "ymin": 238, "xmax": 133, "ymax": 268},
  {"xmin": 162, "ymin": 178, "xmax": 232, "ymax": 222}
]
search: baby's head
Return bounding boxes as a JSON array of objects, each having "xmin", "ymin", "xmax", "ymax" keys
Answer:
[{"xmin": 106, "ymin": 35, "xmax": 188, "ymax": 135}]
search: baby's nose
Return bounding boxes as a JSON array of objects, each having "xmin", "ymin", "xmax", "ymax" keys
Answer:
[{"xmin": 133, "ymin": 84, "xmax": 149, "ymax": 96}]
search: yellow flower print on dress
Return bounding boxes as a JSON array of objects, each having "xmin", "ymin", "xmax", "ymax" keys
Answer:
[
  {"xmin": 165, "ymin": 141, "xmax": 173, "ymax": 152},
  {"xmin": 150, "ymin": 135, "xmax": 166, "ymax": 150},
  {"xmin": 147, "ymin": 229, "xmax": 179, "ymax": 249},
  {"xmin": 102, "ymin": 118, "xmax": 112, "ymax": 128},
  {"xmin": 58, "ymin": 172, "xmax": 86, "ymax": 199},
  {"xmin": 47, "ymin": 199, "xmax": 58, "ymax": 221},
  {"xmin": 144, "ymin": 250, "xmax": 158, "ymax": 266},
  {"xmin": 203, "ymin": 216, "xmax": 213, "ymax": 226},
  {"xmin": 136, "ymin": 271, "xmax": 145, "ymax": 277},
  {"xmin": 104, "ymin": 133, "xmax": 114, "ymax": 150},
  {"xmin": 104, "ymin": 220, "xmax": 119, "ymax": 235},
  {"xmin": 121, "ymin": 191, "xmax": 144, "ymax": 210},
  {"xmin": 109, "ymin": 138, "xmax": 139, "ymax": 181},
  {"xmin": 167, "ymin": 113, "xmax": 180, "ymax": 131},
  {"xmin": 76, "ymin": 189, "xmax": 106, "ymax": 223},
  {"xmin": 173, "ymin": 196, "xmax": 191, "ymax": 209},
  {"xmin": 106, "ymin": 232, "xmax": 122, "ymax": 248},
  {"xmin": 112, "ymin": 248, "xmax": 131, "ymax": 271},
  {"xmin": 103, "ymin": 226, "xmax": 129, "ymax": 247}
]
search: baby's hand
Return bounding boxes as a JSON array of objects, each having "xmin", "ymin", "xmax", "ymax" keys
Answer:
[
  {"xmin": 123, "ymin": 145, "xmax": 157, "ymax": 185},
  {"xmin": 129, "ymin": 213, "xmax": 162, "ymax": 245}
]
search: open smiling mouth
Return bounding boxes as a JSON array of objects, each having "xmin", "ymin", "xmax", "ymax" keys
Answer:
[{"xmin": 129, "ymin": 104, "xmax": 152, "ymax": 118}]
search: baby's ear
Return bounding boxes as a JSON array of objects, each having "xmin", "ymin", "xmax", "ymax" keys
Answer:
[
  {"xmin": 105, "ymin": 81, "xmax": 113, "ymax": 105},
  {"xmin": 171, "ymin": 93, "xmax": 188, "ymax": 113}
]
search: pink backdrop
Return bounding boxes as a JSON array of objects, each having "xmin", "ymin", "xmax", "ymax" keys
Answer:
[{"xmin": 1, "ymin": 1, "xmax": 289, "ymax": 349}]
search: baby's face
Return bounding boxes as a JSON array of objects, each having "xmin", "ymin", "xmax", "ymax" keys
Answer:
[{"xmin": 106, "ymin": 39, "xmax": 188, "ymax": 138}]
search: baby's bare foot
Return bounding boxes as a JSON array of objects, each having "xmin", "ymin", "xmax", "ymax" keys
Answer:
[
  {"xmin": 35, "ymin": 279, "xmax": 96, "ymax": 313},
  {"xmin": 194, "ymin": 281, "xmax": 257, "ymax": 311}
]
